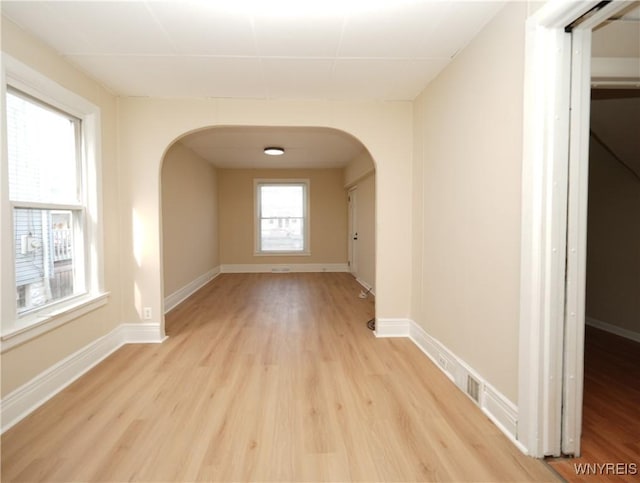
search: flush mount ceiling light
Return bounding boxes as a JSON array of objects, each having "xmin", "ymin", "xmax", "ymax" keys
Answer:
[{"xmin": 264, "ymin": 147, "xmax": 285, "ymax": 156}]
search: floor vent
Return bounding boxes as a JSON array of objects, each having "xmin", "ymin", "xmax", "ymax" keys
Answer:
[
  {"xmin": 271, "ymin": 267, "xmax": 291, "ymax": 273},
  {"xmin": 466, "ymin": 375, "xmax": 481, "ymax": 404}
]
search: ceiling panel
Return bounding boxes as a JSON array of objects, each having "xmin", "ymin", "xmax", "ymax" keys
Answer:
[
  {"xmin": 71, "ymin": 55, "xmax": 266, "ymax": 98},
  {"xmin": 3, "ymin": 1, "xmax": 175, "ymax": 55},
  {"xmin": 146, "ymin": 2, "xmax": 257, "ymax": 56},
  {"xmin": 262, "ymin": 59, "xmax": 335, "ymax": 99},
  {"xmin": 338, "ymin": 2, "xmax": 453, "ymax": 58},
  {"xmin": 331, "ymin": 58, "xmax": 449, "ymax": 100},
  {"xmin": 432, "ymin": 1, "xmax": 505, "ymax": 57},
  {"xmin": 0, "ymin": 2, "xmax": 92, "ymax": 53},
  {"xmin": 253, "ymin": 16, "xmax": 345, "ymax": 57},
  {"xmin": 1, "ymin": 0, "xmax": 507, "ymax": 101}
]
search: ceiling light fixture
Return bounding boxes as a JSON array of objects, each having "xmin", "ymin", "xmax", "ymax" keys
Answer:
[{"xmin": 264, "ymin": 147, "xmax": 285, "ymax": 156}]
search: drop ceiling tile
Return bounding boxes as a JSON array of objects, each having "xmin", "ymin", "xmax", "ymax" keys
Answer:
[
  {"xmin": 2, "ymin": 1, "xmax": 506, "ymax": 101},
  {"xmin": 331, "ymin": 58, "xmax": 450, "ymax": 100},
  {"xmin": 261, "ymin": 59, "xmax": 334, "ymax": 99},
  {"xmin": 69, "ymin": 55, "xmax": 266, "ymax": 98},
  {"xmin": 4, "ymin": 2, "xmax": 176, "ymax": 54},
  {"xmin": 338, "ymin": 2, "xmax": 452, "ymax": 58},
  {"xmin": 1, "ymin": 2, "xmax": 92, "ymax": 53},
  {"xmin": 146, "ymin": 2, "xmax": 257, "ymax": 56},
  {"xmin": 429, "ymin": 2, "xmax": 505, "ymax": 57},
  {"xmin": 252, "ymin": 17, "xmax": 344, "ymax": 57}
]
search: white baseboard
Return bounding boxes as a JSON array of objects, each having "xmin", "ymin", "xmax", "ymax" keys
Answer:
[
  {"xmin": 355, "ymin": 277, "xmax": 375, "ymax": 296},
  {"xmin": 586, "ymin": 316, "xmax": 640, "ymax": 343},
  {"xmin": 374, "ymin": 318, "xmax": 410, "ymax": 338},
  {"xmin": 118, "ymin": 322, "xmax": 167, "ymax": 344},
  {"xmin": 1, "ymin": 322, "xmax": 166, "ymax": 434},
  {"xmin": 220, "ymin": 263, "xmax": 349, "ymax": 273},
  {"xmin": 377, "ymin": 318, "xmax": 520, "ymax": 450},
  {"xmin": 164, "ymin": 267, "xmax": 220, "ymax": 313}
]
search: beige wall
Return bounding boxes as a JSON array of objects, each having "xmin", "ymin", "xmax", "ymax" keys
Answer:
[
  {"xmin": 161, "ymin": 142, "xmax": 219, "ymax": 297},
  {"xmin": 344, "ymin": 149, "xmax": 374, "ymax": 186},
  {"xmin": 1, "ymin": 17, "xmax": 120, "ymax": 396},
  {"xmin": 412, "ymin": 2, "xmax": 527, "ymax": 402},
  {"xmin": 117, "ymin": 98, "xmax": 413, "ymax": 327},
  {"xmin": 586, "ymin": 97, "xmax": 640, "ymax": 335},
  {"xmin": 218, "ymin": 168, "xmax": 347, "ymax": 265}
]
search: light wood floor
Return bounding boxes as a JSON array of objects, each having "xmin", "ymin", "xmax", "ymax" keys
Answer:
[
  {"xmin": 1, "ymin": 273, "xmax": 558, "ymax": 482},
  {"xmin": 547, "ymin": 326, "xmax": 640, "ymax": 482}
]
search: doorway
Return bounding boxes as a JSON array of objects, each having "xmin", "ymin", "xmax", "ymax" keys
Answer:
[
  {"xmin": 344, "ymin": 158, "xmax": 376, "ymax": 296},
  {"xmin": 561, "ymin": 1, "xmax": 640, "ymax": 461},
  {"xmin": 348, "ymin": 187, "xmax": 358, "ymax": 277},
  {"xmin": 518, "ymin": 0, "xmax": 640, "ymax": 460}
]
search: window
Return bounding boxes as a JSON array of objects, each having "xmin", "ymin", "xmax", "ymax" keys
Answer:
[
  {"xmin": 255, "ymin": 180, "xmax": 309, "ymax": 255},
  {"xmin": 1, "ymin": 55, "xmax": 105, "ymax": 344},
  {"xmin": 8, "ymin": 90, "xmax": 84, "ymax": 314}
]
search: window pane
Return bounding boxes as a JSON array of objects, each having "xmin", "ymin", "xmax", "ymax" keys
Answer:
[
  {"xmin": 260, "ymin": 185, "xmax": 303, "ymax": 218},
  {"xmin": 260, "ymin": 218, "xmax": 304, "ymax": 251},
  {"xmin": 14, "ymin": 208, "xmax": 78, "ymax": 313},
  {"xmin": 7, "ymin": 91, "xmax": 80, "ymax": 204}
]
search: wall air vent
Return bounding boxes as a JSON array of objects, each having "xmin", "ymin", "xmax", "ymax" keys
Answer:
[{"xmin": 466, "ymin": 375, "xmax": 481, "ymax": 404}]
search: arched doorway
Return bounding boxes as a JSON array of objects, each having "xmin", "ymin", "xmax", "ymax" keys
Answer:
[{"xmin": 159, "ymin": 125, "xmax": 376, "ymax": 330}]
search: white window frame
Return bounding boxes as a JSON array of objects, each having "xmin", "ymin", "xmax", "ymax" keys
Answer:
[
  {"xmin": 1, "ymin": 54, "xmax": 107, "ymax": 352},
  {"xmin": 254, "ymin": 179, "xmax": 310, "ymax": 256}
]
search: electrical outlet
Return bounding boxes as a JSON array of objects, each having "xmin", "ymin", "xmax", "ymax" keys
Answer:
[{"xmin": 143, "ymin": 307, "xmax": 152, "ymax": 320}]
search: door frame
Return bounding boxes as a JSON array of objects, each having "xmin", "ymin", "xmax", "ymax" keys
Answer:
[
  {"xmin": 348, "ymin": 186, "xmax": 358, "ymax": 277},
  {"xmin": 517, "ymin": 0, "xmax": 630, "ymax": 458}
]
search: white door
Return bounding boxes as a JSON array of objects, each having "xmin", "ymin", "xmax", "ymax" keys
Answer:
[{"xmin": 348, "ymin": 187, "xmax": 358, "ymax": 276}]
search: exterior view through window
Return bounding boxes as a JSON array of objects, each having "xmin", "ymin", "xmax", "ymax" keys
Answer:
[
  {"xmin": 7, "ymin": 89, "xmax": 83, "ymax": 314},
  {"xmin": 256, "ymin": 182, "xmax": 308, "ymax": 253}
]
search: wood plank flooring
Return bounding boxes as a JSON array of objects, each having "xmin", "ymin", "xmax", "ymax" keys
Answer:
[
  {"xmin": 1, "ymin": 273, "xmax": 558, "ymax": 482},
  {"xmin": 547, "ymin": 326, "xmax": 640, "ymax": 482}
]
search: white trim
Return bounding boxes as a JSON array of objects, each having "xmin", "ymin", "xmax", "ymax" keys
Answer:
[
  {"xmin": 118, "ymin": 323, "xmax": 167, "ymax": 344},
  {"xmin": 562, "ymin": 23, "xmax": 594, "ymax": 457},
  {"xmin": 220, "ymin": 263, "xmax": 349, "ymax": 273},
  {"xmin": 483, "ymin": 384, "xmax": 520, "ymax": 446},
  {"xmin": 0, "ymin": 292, "xmax": 110, "ymax": 353},
  {"xmin": 355, "ymin": 277, "xmax": 375, "ymax": 296},
  {"xmin": 407, "ymin": 321, "xmax": 519, "ymax": 447},
  {"xmin": 254, "ymin": 178, "xmax": 310, "ymax": 256},
  {"xmin": 519, "ymin": 8, "xmax": 574, "ymax": 457},
  {"xmin": 1, "ymin": 54, "xmax": 104, "ymax": 336},
  {"xmin": 374, "ymin": 318, "xmax": 409, "ymax": 338},
  {"xmin": 164, "ymin": 267, "xmax": 220, "ymax": 313},
  {"xmin": 586, "ymin": 316, "xmax": 640, "ymax": 344},
  {"xmin": 519, "ymin": 0, "xmax": 634, "ymax": 458},
  {"xmin": 0, "ymin": 322, "xmax": 166, "ymax": 433},
  {"xmin": 377, "ymin": 319, "xmax": 521, "ymax": 451}
]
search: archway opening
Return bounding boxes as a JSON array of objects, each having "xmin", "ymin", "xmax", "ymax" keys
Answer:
[{"xmin": 159, "ymin": 125, "xmax": 376, "ymax": 334}]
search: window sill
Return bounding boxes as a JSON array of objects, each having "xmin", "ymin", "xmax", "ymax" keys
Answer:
[{"xmin": 1, "ymin": 292, "xmax": 110, "ymax": 353}]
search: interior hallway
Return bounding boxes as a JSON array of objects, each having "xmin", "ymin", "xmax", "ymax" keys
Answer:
[{"xmin": 1, "ymin": 273, "xmax": 557, "ymax": 482}]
